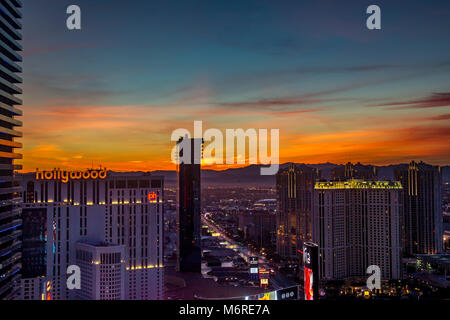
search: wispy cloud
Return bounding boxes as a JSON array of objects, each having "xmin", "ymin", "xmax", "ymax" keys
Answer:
[
  {"xmin": 369, "ymin": 92, "xmax": 450, "ymax": 110},
  {"xmin": 428, "ymin": 113, "xmax": 450, "ymax": 121}
]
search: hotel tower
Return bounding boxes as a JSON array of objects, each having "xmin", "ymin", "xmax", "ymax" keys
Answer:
[
  {"xmin": 312, "ymin": 180, "xmax": 403, "ymax": 280},
  {"xmin": 20, "ymin": 170, "xmax": 164, "ymax": 300}
]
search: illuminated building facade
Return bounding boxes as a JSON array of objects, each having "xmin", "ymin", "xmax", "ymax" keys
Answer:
[
  {"xmin": 0, "ymin": 0, "xmax": 23, "ymax": 300},
  {"xmin": 395, "ymin": 161, "xmax": 443, "ymax": 256},
  {"xmin": 76, "ymin": 242, "xmax": 125, "ymax": 300},
  {"xmin": 20, "ymin": 171, "xmax": 164, "ymax": 300},
  {"xmin": 443, "ymin": 182, "xmax": 449, "ymax": 206},
  {"xmin": 276, "ymin": 164, "xmax": 320, "ymax": 260},
  {"xmin": 19, "ymin": 277, "xmax": 46, "ymax": 300},
  {"xmin": 312, "ymin": 180, "xmax": 403, "ymax": 280},
  {"xmin": 445, "ymin": 231, "xmax": 450, "ymax": 253},
  {"xmin": 176, "ymin": 137, "xmax": 202, "ymax": 272}
]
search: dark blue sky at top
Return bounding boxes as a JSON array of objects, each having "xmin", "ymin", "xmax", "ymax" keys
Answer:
[{"xmin": 22, "ymin": 0, "xmax": 450, "ymax": 107}]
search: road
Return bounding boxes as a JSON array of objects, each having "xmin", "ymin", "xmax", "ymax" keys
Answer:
[
  {"xmin": 202, "ymin": 215, "xmax": 296, "ymax": 291},
  {"xmin": 202, "ymin": 215, "xmax": 267, "ymax": 265}
]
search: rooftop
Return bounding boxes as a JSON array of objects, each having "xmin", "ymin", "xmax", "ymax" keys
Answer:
[{"xmin": 315, "ymin": 180, "xmax": 402, "ymax": 190}]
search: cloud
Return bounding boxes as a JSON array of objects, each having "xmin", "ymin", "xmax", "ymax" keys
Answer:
[
  {"xmin": 22, "ymin": 70, "xmax": 128, "ymax": 107},
  {"xmin": 369, "ymin": 92, "xmax": 450, "ymax": 110},
  {"xmin": 213, "ymin": 97, "xmax": 342, "ymax": 109},
  {"xmin": 428, "ymin": 114, "xmax": 450, "ymax": 121}
]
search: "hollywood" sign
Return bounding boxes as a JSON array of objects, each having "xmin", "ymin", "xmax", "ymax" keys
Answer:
[{"xmin": 36, "ymin": 168, "xmax": 107, "ymax": 183}]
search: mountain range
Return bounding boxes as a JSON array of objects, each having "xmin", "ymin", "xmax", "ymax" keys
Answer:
[{"xmin": 152, "ymin": 163, "xmax": 450, "ymax": 188}]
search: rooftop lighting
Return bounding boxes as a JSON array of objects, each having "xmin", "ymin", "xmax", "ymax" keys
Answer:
[{"xmin": 315, "ymin": 180, "xmax": 402, "ymax": 190}]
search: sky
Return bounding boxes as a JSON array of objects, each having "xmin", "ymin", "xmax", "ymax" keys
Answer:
[{"xmin": 20, "ymin": 0, "xmax": 450, "ymax": 171}]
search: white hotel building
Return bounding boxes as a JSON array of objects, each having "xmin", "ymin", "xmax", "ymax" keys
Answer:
[
  {"xmin": 20, "ymin": 170, "xmax": 164, "ymax": 300},
  {"xmin": 76, "ymin": 242, "xmax": 126, "ymax": 300}
]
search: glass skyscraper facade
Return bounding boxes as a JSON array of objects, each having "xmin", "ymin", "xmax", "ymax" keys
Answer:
[
  {"xmin": 0, "ymin": 0, "xmax": 23, "ymax": 300},
  {"xmin": 177, "ymin": 137, "xmax": 202, "ymax": 273},
  {"xmin": 21, "ymin": 208, "xmax": 46, "ymax": 279}
]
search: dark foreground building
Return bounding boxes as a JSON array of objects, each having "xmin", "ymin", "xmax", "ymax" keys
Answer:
[
  {"xmin": 177, "ymin": 137, "xmax": 202, "ymax": 272},
  {"xmin": 0, "ymin": 0, "xmax": 23, "ymax": 300},
  {"xmin": 21, "ymin": 208, "xmax": 46, "ymax": 279}
]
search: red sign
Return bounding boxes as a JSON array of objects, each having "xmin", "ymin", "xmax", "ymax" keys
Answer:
[{"xmin": 147, "ymin": 192, "xmax": 158, "ymax": 202}]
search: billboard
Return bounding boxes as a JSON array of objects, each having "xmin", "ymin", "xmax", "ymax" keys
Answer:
[
  {"xmin": 257, "ymin": 291, "xmax": 277, "ymax": 300},
  {"xmin": 303, "ymin": 242, "xmax": 319, "ymax": 301},
  {"xmin": 276, "ymin": 286, "xmax": 299, "ymax": 300},
  {"xmin": 245, "ymin": 286, "xmax": 300, "ymax": 300},
  {"xmin": 258, "ymin": 268, "xmax": 270, "ymax": 278},
  {"xmin": 260, "ymin": 278, "xmax": 269, "ymax": 286},
  {"xmin": 249, "ymin": 256, "xmax": 258, "ymax": 266},
  {"xmin": 249, "ymin": 256, "xmax": 259, "ymax": 279}
]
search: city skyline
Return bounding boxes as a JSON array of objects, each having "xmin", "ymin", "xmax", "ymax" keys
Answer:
[
  {"xmin": 21, "ymin": 0, "xmax": 450, "ymax": 171},
  {"xmin": 4, "ymin": 0, "xmax": 450, "ymax": 305}
]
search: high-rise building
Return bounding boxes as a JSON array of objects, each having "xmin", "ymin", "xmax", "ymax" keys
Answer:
[
  {"xmin": 21, "ymin": 208, "xmax": 46, "ymax": 278},
  {"xmin": 20, "ymin": 170, "xmax": 164, "ymax": 300},
  {"xmin": 19, "ymin": 208, "xmax": 47, "ymax": 300},
  {"xmin": 312, "ymin": 180, "xmax": 403, "ymax": 280},
  {"xmin": 443, "ymin": 182, "xmax": 449, "ymax": 205},
  {"xmin": 76, "ymin": 241, "xmax": 126, "ymax": 300},
  {"xmin": 276, "ymin": 164, "xmax": 320, "ymax": 260},
  {"xmin": 238, "ymin": 210, "xmax": 276, "ymax": 249},
  {"xmin": 176, "ymin": 137, "xmax": 202, "ymax": 272},
  {"xmin": 395, "ymin": 161, "xmax": 443, "ymax": 255},
  {"xmin": 0, "ymin": 0, "xmax": 23, "ymax": 300}
]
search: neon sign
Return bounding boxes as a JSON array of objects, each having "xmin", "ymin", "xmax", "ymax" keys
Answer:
[
  {"xmin": 36, "ymin": 168, "xmax": 107, "ymax": 183},
  {"xmin": 147, "ymin": 191, "xmax": 158, "ymax": 203}
]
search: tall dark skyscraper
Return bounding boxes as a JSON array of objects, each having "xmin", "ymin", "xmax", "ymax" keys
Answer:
[
  {"xmin": 0, "ymin": 0, "xmax": 23, "ymax": 300},
  {"xmin": 176, "ymin": 137, "xmax": 202, "ymax": 272},
  {"xmin": 395, "ymin": 161, "xmax": 443, "ymax": 256},
  {"xmin": 276, "ymin": 164, "xmax": 320, "ymax": 260}
]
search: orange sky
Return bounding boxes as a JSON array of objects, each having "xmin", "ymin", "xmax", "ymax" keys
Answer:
[{"xmin": 19, "ymin": 102, "xmax": 450, "ymax": 172}]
